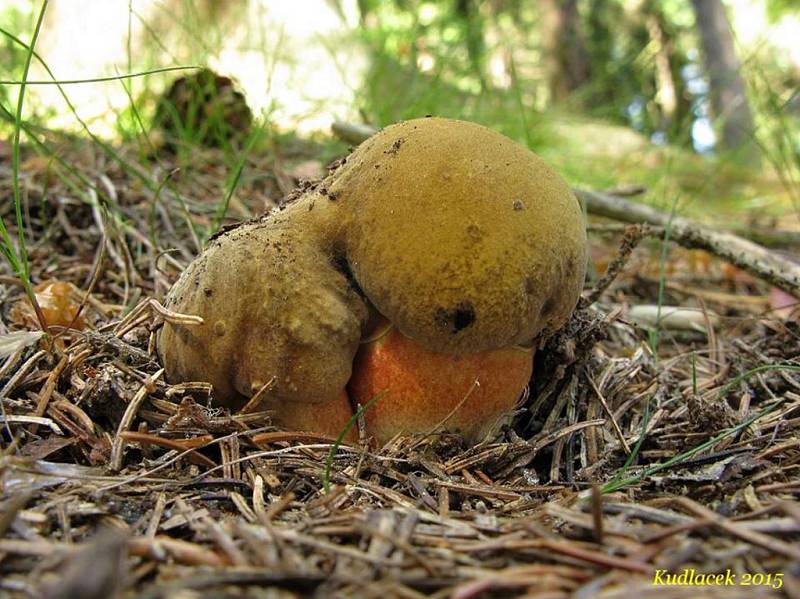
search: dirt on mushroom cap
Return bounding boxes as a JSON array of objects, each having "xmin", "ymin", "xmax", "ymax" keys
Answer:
[
  {"xmin": 157, "ymin": 198, "xmax": 368, "ymax": 408},
  {"xmin": 327, "ymin": 117, "xmax": 588, "ymax": 355}
]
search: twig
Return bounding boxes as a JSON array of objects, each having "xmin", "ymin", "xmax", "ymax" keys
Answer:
[
  {"xmin": 330, "ymin": 122, "xmax": 800, "ymax": 296},
  {"xmin": 32, "ymin": 352, "xmax": 68, "ymax": 419},
  {"xmin": 110, "ymin": 368, "xmax": 164, "ymax": 471},
  {"xmin": 118, "ymin": 431, "xmax": 216, "ymax": 468},
  {"xmin": 0, "ymin": 490, "xmax": 32, "ymax": 537},
  {"xmin": 582, "ymin": 224, "xmax": 648, "ymax": 307},
  {"xmin": 148, "ymin": 298, "xmax": 203, "ymax": 325},
  {"xmin": 590, "ymin": 485, "xmax": 604, "ymax": 545},
  {"xmin": 0, "ymin": 414, "xmax": 62, "ymax": 434},
  {"xmin": 576, "ymin": 188, "xmax": 800, "ymax": 296},
  {"xmin": 677, "ymin": 497, "xmax": 800, "ymax": 561},
  {"xmin": 0, "ymin": 349, "xmax": 47, "ymax": 399},
  {"xmin": 579, "ymin": 189, "xmax": 800, "ymax": 247},
  {"xmin": 331, "ymin": 121, "xmax": 380, "ymax": 145},
  {"xmin": 455, "ymin": 538, "xmax": 652, "ymax": 574},
  {"xmin": 587, "ymin": 374, "xmax": 631, "ymax": 455}
]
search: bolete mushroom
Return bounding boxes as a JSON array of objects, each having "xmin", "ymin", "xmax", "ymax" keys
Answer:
[
  {"xmin": 157, "ymin": 117, "xmax": 587, "ymax": 443},
  {"xmin": 349, "ymin": 319, "xmax": 534, "ymax": 443}
]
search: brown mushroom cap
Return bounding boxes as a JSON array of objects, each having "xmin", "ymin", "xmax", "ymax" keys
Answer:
[
  {"xmin": 157, "ymin": 198, "xmax": 368, "ymax": 408},
  {"xmin": 327, "ymin": 117, "xmax": 587, "ymax": 354}
]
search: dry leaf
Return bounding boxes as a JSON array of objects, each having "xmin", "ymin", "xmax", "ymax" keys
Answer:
[{"xmin": 0, "ymin": 330, "xmax": 44, "ymax": 358}]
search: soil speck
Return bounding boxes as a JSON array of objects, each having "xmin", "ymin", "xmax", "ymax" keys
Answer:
[{"xmin": 385, "ymin": 138, "xmax": 405, "ymax": 155}]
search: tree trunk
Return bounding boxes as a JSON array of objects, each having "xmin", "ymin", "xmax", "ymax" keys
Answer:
[
  {"xmin": 646, "ymin": 11, "xmax": 677, "ymax": 132},
  {"xmin": 691, "ymin": 0, "xmax": 759, "ymax": 162},
  {"xmin": 456, "ymin": 0, "xmax": 488, "ymax": 90},
  {"xmin": 539, "ymin": 0, "xmax": 591, "ymax": 103}
]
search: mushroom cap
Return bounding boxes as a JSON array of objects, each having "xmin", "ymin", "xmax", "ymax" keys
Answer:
[
  {"xmin": 328, "ymin": 117, "xmax": 587, "ymax": 354},
  {"xmin": 157, "ymin": 201, "xmax": 368, "ymax": 408}
]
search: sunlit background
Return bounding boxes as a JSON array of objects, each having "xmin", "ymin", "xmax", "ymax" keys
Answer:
[
  {"xmin": 2, "ymin": 0, "xmax": 797, "ymax": 141},
  {"xmin": 2, "ymin": 0, "xmax": 800, "ymax": 216},
  {"xmin": 4, "ymin": 0, "xmax": 367, "ymax": 135}
]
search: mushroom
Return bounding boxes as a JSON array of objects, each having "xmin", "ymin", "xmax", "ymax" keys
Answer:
[
  {"xmin": 157, "ymin": 117, "xmax": 587, "ymax": 443},
  {"xmin": 157, "ymin": 205, "xmax": 369, "ymax": 439},
  {"xmin": 349, "ymin": 319, "xmax": 534, "ymax": 443}
]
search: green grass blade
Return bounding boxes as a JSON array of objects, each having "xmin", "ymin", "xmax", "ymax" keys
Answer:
[
  {"xmin": 323, "ymin": 390, "xmax": 387, "ymax": 494},
  {"xmin": 602, "ymin": 363, "xmax": 800, "ymax": 494},
  {"xmin": 0, "ymin": 26, "xmax": 197, "ymax": 208},
  {"xmin": 211, "ymin": 125, "xmax": 264, "ymax": 235},
  {"xmin": 604, "ymin": 396, "xmax": 651, "ymax": 489},
  {"xmin": 648, "ymin": 195, "xmax": 680, "ymax": 358},
  {"xmin": 715, "ymin": 364, "xmax": 800, "ymax": 400},
  {"xmin": 507, "ymin": 51, "xmax": 531, "ymax": 148},
  {"xmin": 10, "ymin": 1, "xmax": 48, "ymax": 280},
  {"xmin": 0, "ymin": 65, "xmax": 200, "ymax": 86},
  {"xmin": 601, "ymin": 398, "xmax": 783, "ymax": 494},
  {"xmin": 4, "ymin": 0, "xmax": 49, "ymax": 331},
  {"xmin": 115, "ymin": 71, "xmax": 201, "ymax": 252}
]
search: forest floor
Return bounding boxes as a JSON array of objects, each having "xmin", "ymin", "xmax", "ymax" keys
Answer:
[{"xmin": 0, "ymin": 128, "xmax": 799, "ymax": 598}]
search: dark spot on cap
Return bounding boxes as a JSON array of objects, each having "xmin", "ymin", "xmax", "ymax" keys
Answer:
[
  {"xmin": 204, "ymin": 287, "xmax": 213, "ymax": 297},
  {"xmin": 466, "ymin": 224, "xmax": 482, "ymax": 243},
  {"xmin": 566, "ymin": 255, "xmax": 576, "ymax": 273},
  {"xmin": 434, "ymin": 301, "xmax": 476, "ymax": 334},
  {"xmin": 513, "ymin": 200, "xmax": 525, "ymax": 211}
]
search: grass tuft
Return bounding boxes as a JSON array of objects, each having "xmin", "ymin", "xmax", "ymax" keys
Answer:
[
  {"xmin": 4, "ymin": 0, "xmax": 49, "ymax": 332},
  {"xmin": 602, "ymin": 363, "xmax": 800, "ymax": 494}
]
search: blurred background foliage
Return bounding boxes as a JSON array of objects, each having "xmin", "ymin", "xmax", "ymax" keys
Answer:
[{"xmin": 1, "ymin": 0, "xmax": 799, "ymax": 221}]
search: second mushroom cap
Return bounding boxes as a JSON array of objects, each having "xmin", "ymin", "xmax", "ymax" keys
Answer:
[{"xmin": 327, "ymin": 117, "xmax": 587, "ymax": 354}]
